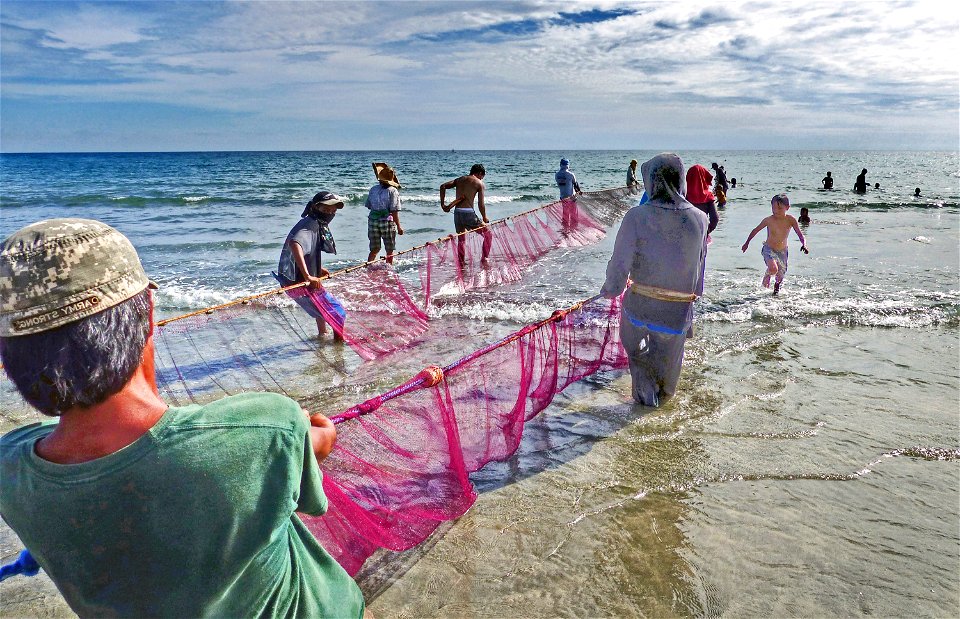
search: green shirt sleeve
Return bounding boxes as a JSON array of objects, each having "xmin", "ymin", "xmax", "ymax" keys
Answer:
[{"xmin": 296, "ymin": 419, "xmax": 328, "ymax": 516}]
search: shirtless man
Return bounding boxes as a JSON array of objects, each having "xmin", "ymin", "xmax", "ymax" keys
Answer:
[
  {"xmin": 854, "ymin": 168, "xmax": 868, "ymax": 194},
  {"xmin": 440, "ymin": 164, "xmax": 491, "ymax": 262},
  {"xmin": 741, "ymin": 193, "xmax": 809, "ymax": 295}
]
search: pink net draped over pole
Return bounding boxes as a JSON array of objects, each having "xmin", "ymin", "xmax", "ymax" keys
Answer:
[{"xmin": 299, "ymin": 295, "xmax": 628, "ymax": 576}]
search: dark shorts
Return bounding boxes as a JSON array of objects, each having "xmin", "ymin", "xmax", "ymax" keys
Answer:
[
  {"xmin": 454, "ymin": 209, "xmax": 483, "ymax": 233},
  {"xmin": 368, "ymin": 217, "xmax": 397, "ymax": 253}
]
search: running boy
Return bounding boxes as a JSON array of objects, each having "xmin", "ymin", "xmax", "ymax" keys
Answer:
[{"xmin": 741, "ymin": 193, "xmax": 809, "ymax": 294}]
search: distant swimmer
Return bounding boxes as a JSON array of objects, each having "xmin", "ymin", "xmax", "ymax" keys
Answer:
[
  {"xmin": 440, "ymin": 163, "xmax": 491, "ymax": 262},
  {"xmin": 854, "ymin": 168, "xmax": 868, "ymax": 194},
  {"xmin": 915, "ymin": 187, "xmax": 922, "ymax": 197},
  {"xmin": 627, "ymin": 159, "xmax": 639, "ymax": 187},
  {"xmin": 730, "ymin": 177, "xmax": 737, "ymax": 188},
  {"xmin": 822, "ymin": 171, "xmax": 834, "ymax": 189},
  {"xmin": 798, "ymin": 207, "xmax": 811, "ymax": 226},
  {"xmin": 874, "ymin": 182, "xmax": 880, "ymax": 189},
  {"xmin": 741, "ymin": 193, "xmax": 809, "ymax": 295}
]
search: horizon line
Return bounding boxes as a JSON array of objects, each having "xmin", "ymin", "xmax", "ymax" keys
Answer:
[{"xmin": 3, "ymin": 148, "xmax": 957, "ymax": 156}]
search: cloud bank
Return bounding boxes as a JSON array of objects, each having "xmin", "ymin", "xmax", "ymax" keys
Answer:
[{"xmin": 1, "ymin": 1, "xmax": 957, "ymax": 151}]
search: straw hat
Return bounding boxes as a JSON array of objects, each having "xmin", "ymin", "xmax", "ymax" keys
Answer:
[{"xmin": 372, "ymin": 162, "xmax": 401, "ymax": 189}]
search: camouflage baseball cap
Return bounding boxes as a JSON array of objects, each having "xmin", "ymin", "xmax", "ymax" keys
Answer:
[{"xmin": 0, "ymin": 219, "xmax": 156, "ymax": 337}]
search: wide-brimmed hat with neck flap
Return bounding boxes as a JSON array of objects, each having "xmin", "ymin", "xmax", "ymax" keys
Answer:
[{"xmin": 302, "ymin": 191, "xmax": 345, "ymax": 216}]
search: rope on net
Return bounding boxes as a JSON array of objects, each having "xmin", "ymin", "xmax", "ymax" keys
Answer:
[{"xmin": 329, "ymin": 294, "xmax": 604, "ymax": 424}]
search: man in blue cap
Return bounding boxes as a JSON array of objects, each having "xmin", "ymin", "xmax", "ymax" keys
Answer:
[
  {"xmin": 555, "ymin": 158, "xmax": 582, "ymax": 199},
  {"xmin": 555, "ymin": 158, "xmax": 583, "ymax": 232}
]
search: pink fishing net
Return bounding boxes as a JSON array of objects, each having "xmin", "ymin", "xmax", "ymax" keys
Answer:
[
  {"xmin": 418, "ymin": 198, "xmax": 607, "ymax": 305},
  {"xmin": 151, "ymin": 187, "xmax": 637, "ymax": 404},
  {"xmin": 288, "ymin": 265, "xmax": 431, "ymax": 361},
  {"xmin": 300, "ymin": 295, "xmax": 627, "ymax": 575},
  {"xmin": 4, "ymin": 188, "xmax": 640, "ymax": 583},
  {"xmin": 290, "ymin": 195, "xmax": 615, "ymax": 361}
]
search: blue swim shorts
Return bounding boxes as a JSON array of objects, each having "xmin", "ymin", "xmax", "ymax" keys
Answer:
[{"xmin": 760, "ymin": 244, "xmax": 788, "ymax": 278}]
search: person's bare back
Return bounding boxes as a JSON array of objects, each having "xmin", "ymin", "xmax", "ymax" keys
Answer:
[
  {"xmin": 446, "ymin": 175, "xmax": 482, "ymax": 210},
  {"xmin": 440, "ymin": 164, "xmax": 487, "ymax": 222}
]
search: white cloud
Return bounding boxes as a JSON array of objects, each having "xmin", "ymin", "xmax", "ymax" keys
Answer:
[
  {"xmin": 1, "ymin": 0, "xmax": 957, "ymax": 151},
  {"xmin": 13, "ymin": 4, "xmax": 152, "ymax": 50}
]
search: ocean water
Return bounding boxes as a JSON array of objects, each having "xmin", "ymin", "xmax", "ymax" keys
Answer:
[{"xmin": 1, "ymin": 150, "xmax": 958, "ymax": 617}]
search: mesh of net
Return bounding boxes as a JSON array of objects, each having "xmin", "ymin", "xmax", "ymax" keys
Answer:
[
  {"xmin": 152, "ymin": 186, "xmax": 637, "ymax": 402},
  {"xmin": 301, "ymin": 295, "xmax": 627, "ymax": 576}
]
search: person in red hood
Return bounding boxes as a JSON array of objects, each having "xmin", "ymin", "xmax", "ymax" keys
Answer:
[{"xmin": 685, "ymin": 164, "xmax": 719, "ymax": 241}]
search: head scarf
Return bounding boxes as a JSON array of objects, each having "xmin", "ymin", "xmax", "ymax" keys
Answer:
[
  {"xmin": 685, "ymin": 164, "xmax": 715, "ymax": 204},
  {"xmin": 640, "ymin": 153, "xmax": 687, "ymax": 206}
]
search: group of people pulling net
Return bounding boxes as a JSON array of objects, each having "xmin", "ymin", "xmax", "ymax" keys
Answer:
[
  {"xmin": 1, "ymin": 154, "xmax": 717, "ymax": 618},
  {"xmin": 147, "ymin": 186, "xmax": 638, "ymax": 575},
  {"xmin": 152, "ymin": 187, "xmax": 635, "ymax": 402}
]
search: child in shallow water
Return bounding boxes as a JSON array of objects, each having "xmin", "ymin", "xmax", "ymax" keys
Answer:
[{"xmin": 741, "ymin": 193, "xmax": 809, "ymax": 295}]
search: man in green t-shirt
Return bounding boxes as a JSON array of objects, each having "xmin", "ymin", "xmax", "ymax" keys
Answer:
[{"xmin": 0, "ymin": 219, "xmax": 365, "ymax": 618}]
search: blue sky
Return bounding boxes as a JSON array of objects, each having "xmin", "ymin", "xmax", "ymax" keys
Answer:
[{"xmin": 1, "ymin": 1, "xmax": 957, "ymax": 152}]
